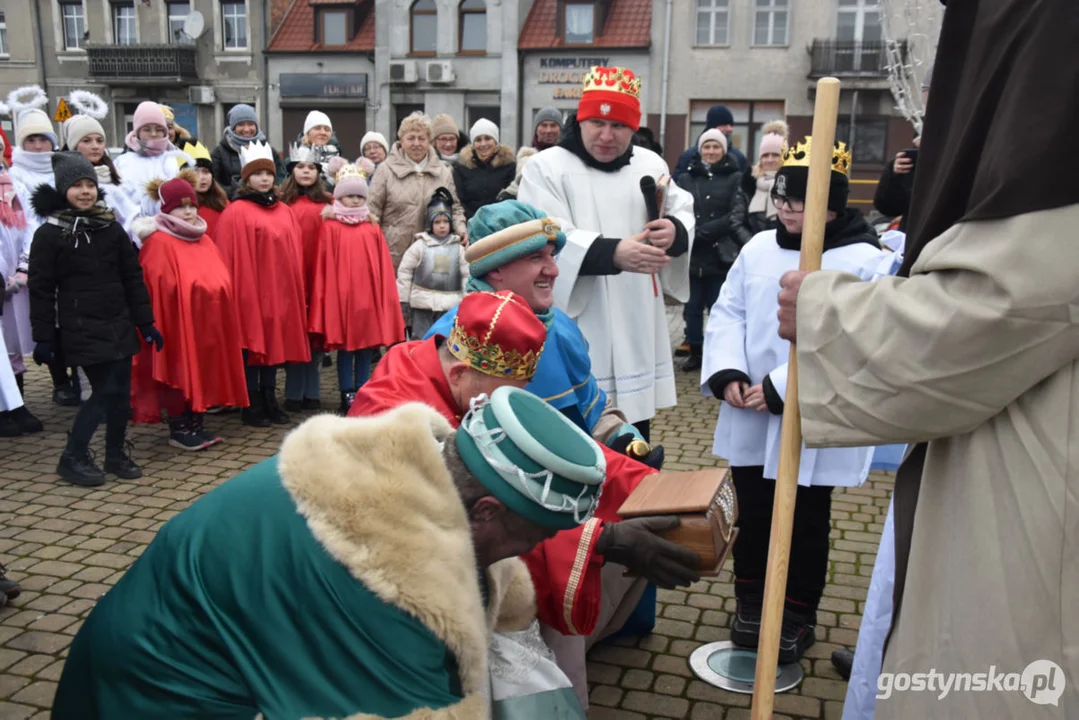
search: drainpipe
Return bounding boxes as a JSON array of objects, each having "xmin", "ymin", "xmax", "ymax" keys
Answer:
[
  {"xmin": 32, "ymin": 0, "xmax": 49, "ymax": 95},
  {"xmin": 657, "ymin": 0, "xmax": 673, "ymax": 151},
  {"xmin": 261, "ymin": 0, "xmax": 271, "ymax": 134},
  {"xmin": 849, "ymin": 89, "xmax": 858, "ymax": 160}
]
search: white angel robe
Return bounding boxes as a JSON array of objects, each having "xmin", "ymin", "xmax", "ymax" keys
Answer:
[
  {"xmin": 114, "ymin": 149, "xmax": 188, "ymax": 220},
  {"xmin": 0, "ymin": 324, "xmax": 24, "ymax": 412},
  {"xmin": 518, "ymin": 146, "xmax": 695, "ymax": 424},
  {"xmin": 8, "ymin": 149, "xmax": 53, "ymax": 269},
  {"xmin": 701, "ymin": 229, "xmax": 888, "ymax": 487}
]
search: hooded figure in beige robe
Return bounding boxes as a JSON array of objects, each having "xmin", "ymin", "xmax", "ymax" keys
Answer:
[{"xmin": 778, "ymin": 0, "xmax": 1079, "ymax": 716}]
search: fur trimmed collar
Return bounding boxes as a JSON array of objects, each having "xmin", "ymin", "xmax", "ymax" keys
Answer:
[
  {"xmin": 278, "ymin": 404, "xmax": 535, "ymax": 720},
  {"xmin": 457, "ymin": 144, "xmax": 516, "ymax": 170}
]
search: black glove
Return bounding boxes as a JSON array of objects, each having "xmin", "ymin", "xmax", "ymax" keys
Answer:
[
  {"xmin": 595, "ymin": 516, "xmax": 701, "ymax": 589},
  {"xmin": 609, "ymin": 433, "xmax": 666, "ymax": 470},
  {"xmin": 32, "ymin": 342, "xmax": 54, "ymax": 366},
  {"xmin": 139, "ymin": 325, "xmax": 164, "ymax": 351}
]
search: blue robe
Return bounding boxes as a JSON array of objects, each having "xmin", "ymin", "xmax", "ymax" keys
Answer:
[{"xmin": 427, "ymin": 305, "xmax": 606, "ymax": 434}]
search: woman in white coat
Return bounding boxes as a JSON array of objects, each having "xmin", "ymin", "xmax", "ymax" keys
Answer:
[
  {"xmin": 701, "ymin": 138, "xmax": 887, "ymax": 665},
  {"xmin": 114, "ymin": 102, "xmax": 188, "ymax": 221}
]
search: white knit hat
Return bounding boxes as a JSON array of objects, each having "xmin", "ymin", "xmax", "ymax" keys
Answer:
[
  {"xmin": 304, "ymin": 110, "xmax": 332, "ymax": 135},
  {"xmin": 360, "ymin": 131, "xmax": 389, "ymax": 156},
  {"xmin": 469, "ymin": 118, "xmax": 499, "ymax": 145},
  {"xmin": 15, "ymin": 109, "xmax": 57, "ymax": 148},
  {"xmin": 64, "ymin": 114, "xmax": 106, "ymax": 151}
]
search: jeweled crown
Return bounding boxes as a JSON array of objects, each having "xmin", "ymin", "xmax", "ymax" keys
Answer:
[
  {"xmin": 581, "ymin": 66, "xmax": 642, "ymax": 100},
  {"xmin": 334, "ymin": 162, "xmax": 367, "ymax": 184},
  {"xmin": 781, "ymin": 136, "xmax": 852, "ymax": 177}
]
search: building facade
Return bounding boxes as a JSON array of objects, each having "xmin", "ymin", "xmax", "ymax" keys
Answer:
[{"xmin": 1, "ymin": 0, "xmax": 267, "ymax": 149}]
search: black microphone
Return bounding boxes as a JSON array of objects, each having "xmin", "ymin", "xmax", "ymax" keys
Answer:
[{"xmin": 640, "ymin": 175, "xmax": 660, "ymax": 222}]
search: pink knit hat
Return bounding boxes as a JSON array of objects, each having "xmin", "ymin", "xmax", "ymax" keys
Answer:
[
  {"xmin": 133, "ymin": 101, "xmax": 168, "ymax": 133},
  {"xmin": 759, "ymin": 132, "xmax": 785, "ymax": 157},
  {"xmin": 332, "ymin": 164, "xmax": 369, "ymax": 199},
  {"xmin": 697, "ymin": 128, "xmax": 728, "ymax": 153}
]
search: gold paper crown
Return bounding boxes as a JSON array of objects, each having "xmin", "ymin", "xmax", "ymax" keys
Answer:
[
  {"xmin": 334, "ymin": 162, "xmax": 368, "ymax": 184},
  {"xmin": 581, "ymin": 66, "xmax": 642, "ymax": 100},
  {"xmin": 781, "ymin": 136, "xmax": 852, "ymax": 177},
  {"xmin": 181, "ymin": 141, "xmax": 212, "ymax": 164}
]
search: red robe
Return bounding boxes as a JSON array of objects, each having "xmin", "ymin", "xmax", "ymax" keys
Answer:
[
  {"xmin": 308, "ymin": 219, "xmax": 405, "ymax": 352},
  {"xmin": 349, "ymin": 337, "xmax": 653, "ymax": 636},
  {"xmin": 214, "ymin": 198, "xmax": 311, "ymax": 366},
  {"xmin": 131, "ymin": 229, "xmax": 248, "ymax": 421},
  {"xmin": 198, "ymin": 204, "xmax": 226, "ymax": 242},
  {"xmin": 287, "ymin": 195, "xmax": 326, "ymax": 308}
]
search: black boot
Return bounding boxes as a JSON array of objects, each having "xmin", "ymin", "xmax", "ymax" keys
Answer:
[
  {"xmin": 778, "ymin": 605, "xmax": 817, "ymax": 665},
  {"xmin": 284, "ymin": 398, "xmax": 304, "ymax": 412},
  {"xmin": 0, "ymin": 412, "xmax": 22, "ymax": 437},
  {"xmin": 729, "ymin": 594, "xmax": 763, "ymax": 649},
  {"xmin": 14, "ymin": 373, "xmax": 24, "ymax": 398},
  {"xmin": 241, "ymin": 386, "xmax": 271, "ymax": 427},
  {"xmin": 831, "ymin": 648, "xmax": 854, "ymax": 681},
  {"xmin": 104, "ymin": 436, "xmax": 142, "ymax": 479},
  {"xmin": 681, "ymin": 345, "xmax": 703, "ymax": 372},
  {"xmin": 57, "ymin": 449, "xmax": 106, "ymax": 487},
  {"xmin": 263, "ymin": 388, "xmax": 290, "ymax": 425},
  {"xmin": 301, "ymin": 398, "xmax": 321, "ymax": 410},
  {"xmin": 339, "ymin": 390, "xmax": 355, "ymax": 415},
  {"xmin": 52, "ymin": 381, "xmax": 80, "ymax": 407},
  {"xmin": 10, "ymin": 406, "xmax": 43, "ymax": 434},
  {"xmin": 322, "ymin": 354, "xmax": 333, "ymax": 368}
]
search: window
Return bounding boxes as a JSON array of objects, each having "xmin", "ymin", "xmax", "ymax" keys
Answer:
[
  {"xmin": 321, "ymin": 9, "xmax": 348, "ymax": 46},
  {"xmin": 836, "ymin": 0, "xmax": 882, "ymax": 71},
  {"xmin": 695, "ymin": 0, "xmax": 728, "ymax": 46},
  {"xmin": 689, "ymin": 100, "xmax": 785, "ymax": 161},
  {"xmin": 410, "ymin": 0, "xmax": 436, "ymax": 55},
  {"xmin": 112, "ymin": 2, "xmax": 136, "ymax": 45},
  {"xmin": 467, "ymin": 106, "xmax": 499, "ymax": 129},
  {"xmin": 168, "ymin": 2, "xmax": 193, "ymax": 44},
  {"xmin": 458, "ymin": 0, "xmax": 486, "ymax": 53},
  {"xmin": 222, "ymin": 1, "xmax": 248, "ymax": 50},
  {"xmin": 564, "ymin": 2, "xmax": 593, "ymax": 45},
  {"xmin": 0, "ymin": 12, "xmax": 8, "ymax": 55},
  {"xmin": 753, "ymin": 0, "xmax": 787, "ymax": 46},
  {"xmin": 60, "ymin": 2, "xmax": 86, "ymax": 50},
  {"xmin": 393, "ymin": 104, "xmax": 424, "ymax": 132},
  {"xmin": 835, "ymin": 116, "xmax": 888, "ymax": 164}
]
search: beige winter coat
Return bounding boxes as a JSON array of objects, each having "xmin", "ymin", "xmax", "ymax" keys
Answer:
[
  {"xmin": 368, "ymin": 145, "xmax": 467, "ymax": 270},
  {"xmin": 795, "ymin": 203, "xmax": 1079, "ymax": 718}
]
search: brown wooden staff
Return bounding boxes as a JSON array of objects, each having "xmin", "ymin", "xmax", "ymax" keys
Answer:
[{"xmin": 751, "ymin": 75, "xmax": 841, "ymax": 719}]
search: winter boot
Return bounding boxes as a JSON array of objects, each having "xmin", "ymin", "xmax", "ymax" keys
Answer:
[
  {"xmin": 14, "ymin": 373, "xmax": 24, "ymax": 398},
  {"xmin": 104, "ymin": 441, "xmax": 142, "ymax": 480},
  {"xmin": 284, "ymin": 398, "xmax": 304, "ymax": 413},
  {"xmin": 190, "ymin": 413, "xmax": 223, "ymax": 448},
  {"xmin": 339, "ymin": 390, "xmax": 356, "ymax": 415},
  {"xmin": 681, "ymin": 344, "xmax": 703, "ymax": 372},
  {"xmin": 10, "ymin": 406, "xmax": 43, "ymax": 434},
  {"xmin": 301, "ymin": 398, "xmax": 321, "ymax": 410},
  {"xmin": 263, "ymin": 388, "xmax": 290, "ymax": 425},
  {"xmin": 0, "ymin": 412, "xmax": 22, "ymax": 437},
  {"xmin": 322, "ymin": 354, "xmax": 333, "ymax": 368},
  {"xmin": 831, "ymin": 648, "xmax": 854, "ymax": 681},
  {"xmin": 675, "ymin": 341, "xmax": 691, "ymax": 357},
  {"xmin": 778, "ymin": 604, "xmax": 817, "ymax": 665},
  {"xmin": 169, "ymin": 413, "xmax": 211, "ymax": 451},
  {"xmin": 57, "ymin": 449, "xmax": 106, "ymax": 487},
  {"xmin": 53, "ymin": 380, "xmax": 80, "ymax": 407},
  {"xmin": 242, "ymin": 388, "xmax": 271, "ymax": 428},
  {"xmin": 729, "ymin": 594, "xmax": 764, "ymax": 650}
]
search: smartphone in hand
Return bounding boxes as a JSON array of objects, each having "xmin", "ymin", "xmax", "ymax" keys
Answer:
[{"xmin": 900, "ymin": 147, "xmax": 919, "ymax": 165}]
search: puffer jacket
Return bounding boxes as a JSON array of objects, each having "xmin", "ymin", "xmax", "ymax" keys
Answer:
[
  {"xmin": 675, "ymin": 152, "xmax": 744, "ymax": 279},
  {"xmin": 211, "ymin": 136, "xmax": 288, "ymax": 199},
  {"xmin": 452, "ymin": 145, "xmax": 517, "ymax": 219},
  {"xmin": 27, "ymin": 185, "xmax": 154, "ymax": 367},
  {"xmin": 367, "ymin": 145, "xmax": 467, "ymax": 270},
  {"xmin": 730, "ymin": 169, "xmax": 779, "ymax": 243}
]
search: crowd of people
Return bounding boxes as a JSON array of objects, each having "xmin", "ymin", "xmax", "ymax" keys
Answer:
[{"xmin": 3, "ymin": 5, "xmax": 1074, "ymax": 713}]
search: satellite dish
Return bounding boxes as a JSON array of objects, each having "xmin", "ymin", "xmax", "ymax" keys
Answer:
[{"xmin": 183, "ymin": 11, "xmax": 205, "ymax": 40}]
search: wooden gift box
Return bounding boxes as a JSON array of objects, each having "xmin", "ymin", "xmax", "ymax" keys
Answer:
[{"xmin": 617, "ymin": 469, "xmax": 739, "ymax": 576}]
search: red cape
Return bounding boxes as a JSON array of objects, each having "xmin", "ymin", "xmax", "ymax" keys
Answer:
[
  {"xmin": 288, "ymin": 195, "xmax": 326, "ymax": 308},
  {"xmin": 131, "ymin": 230, "xmax": 249, "ymax": 421},
  {"xmin": 349, "ymin": 337, "xmax": 652, "ymax": 636},
  {"xmin": 198, "ymin": 204, "xmax": 226, "ymax": 242},
  {"xmin": 214, "ymin": 199, "xmax": 311, "ymax": 366},
  {"xmin": 308, "ymin": 219, "xmax": 405, "ymax": 352}
]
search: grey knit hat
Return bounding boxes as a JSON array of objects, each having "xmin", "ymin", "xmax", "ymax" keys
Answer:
[
  {"xmin": 228, "ymin": 104, "xmax": 259, "ymax": 130},
  {"xmin": 533, "ymin": 107, "xmax": 563, "ymax": 134},
  {"xmin": 52, "ymin": 151, "xmax": 98, "ymax": 196}
]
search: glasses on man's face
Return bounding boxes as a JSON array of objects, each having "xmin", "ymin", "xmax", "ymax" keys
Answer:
[{"xmin": 771, "ymin": 194, "xmax": 805, "ymax": 213}]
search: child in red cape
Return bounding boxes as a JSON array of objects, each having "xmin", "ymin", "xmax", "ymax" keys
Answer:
[
  {"xmin": 180, "ymin": 141, "xmax": 229, "ymax": 240},
  {"xmin": 131, "ymin": 171, "xmax": 248, "ymax": 450},
  {"xmin": 308, "ymin": 162, "xmax": 404, "ymax": 413},
  {"xmin": 214, "ymin": 142, "xmax": 310, "ymax": 427},
  {"xmin": 278, "ymin": 146, "xmax": 334, "ymax": 411}
]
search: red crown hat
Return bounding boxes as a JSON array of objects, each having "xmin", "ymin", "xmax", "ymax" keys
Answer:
[
  {"xmin": 577, "ymin": 66, "xmax": 643, "ymax": 131},
  {"xmin": 447, "ymin": 291, "xmax": 547, "ymax": 381}
]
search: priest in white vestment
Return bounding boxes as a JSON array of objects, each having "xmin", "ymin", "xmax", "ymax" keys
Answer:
[{"xmin": 518, "ymin": 66, "xmax": 695, "ymax": 440}]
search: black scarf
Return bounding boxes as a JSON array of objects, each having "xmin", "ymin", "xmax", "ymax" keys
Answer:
[
  {"xmin": 899, "ymin": 0, "xmax": 1079, "ymax": 276},
  {"xmin": 235, "ymin": 189, "xmax": 278, "ymax": 207},
  {"xmin": 557, "ymin": 114, "xmax": 634, "ymax": 173},
  {"xmin": 47, "ymin": 202, "xmax": 117, "ymax": 248},
  {"xmin": 774, "ymin": 208, "xmax": 879, "ymax": 253}
]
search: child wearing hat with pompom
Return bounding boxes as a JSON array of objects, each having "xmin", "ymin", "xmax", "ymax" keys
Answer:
[
  {"xmin": 308, "ymin": 162, "xmax": 404, "ymax": 412},
  {"xmin": 396, "ymin": 187, "xmax": 469, "ymax": 340},
  {"xmin": 131, "ymin": 171, "xmax": 248, "ymax": 450}
]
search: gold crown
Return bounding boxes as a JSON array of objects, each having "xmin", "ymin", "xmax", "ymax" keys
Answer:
[
  {"xmin": 581, "ymin": 66, "xmax": 642, "ymax": 100},
  {"xmin": 447, "ymin": 318, "xmax": 542, "ymax": 381},
  {"xmin": 334, "ymin": 162, "xmax": 368, "ymax": 184},
  {"xmin": 781, "ymin": 136, "xmax": 852, "ymax": 177}
]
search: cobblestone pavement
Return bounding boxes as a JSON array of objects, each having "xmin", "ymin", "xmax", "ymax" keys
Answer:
[{"xmin": 0, "ymin": 364, "xmax": 892, "ymax": 719}]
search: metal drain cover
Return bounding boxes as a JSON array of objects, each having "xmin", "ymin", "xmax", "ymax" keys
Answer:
[{"xmin": 689, "ymin": 641, "xmax": 804, "ymax": 694}]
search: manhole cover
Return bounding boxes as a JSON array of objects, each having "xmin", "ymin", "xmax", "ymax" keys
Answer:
[{"xmin": 689, "ymin": 641, "xmax": 804, "ymax": 694}]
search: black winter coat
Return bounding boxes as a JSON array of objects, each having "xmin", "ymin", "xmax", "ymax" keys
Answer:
[
  {"xmin": 730, "ymin": 170, "xmax": 780, "ymax": 242},
  {"xmin": 676, "ymin": 153, "xmax": 744, "ymax": 278},
  {"xmin": 27, "ymin": 186, "xmax": 154, "ymax": 368},
  {"xmin": 211, "ymin": 137, "xmax": 288, "ymax": 199},
  {"xmin": 452, "ymin": 145, "xmax": 518, "ymax": 219}
]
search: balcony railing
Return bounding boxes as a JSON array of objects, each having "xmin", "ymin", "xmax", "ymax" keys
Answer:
[
  {"xmin": 809, "ymin": 40, "xmax": 906, "ymax": 78},
  {"xmin": 87, "ymin": 45, "xmax": 199, "ymax": 83}
]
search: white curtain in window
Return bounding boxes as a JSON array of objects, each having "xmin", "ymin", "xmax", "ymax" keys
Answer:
[{"xmin": 565, "ymin": 5, "xmax": 592, "ymax": 37}]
